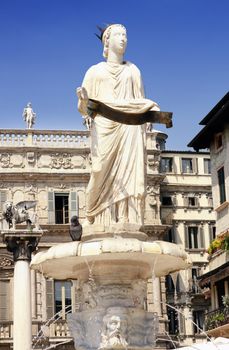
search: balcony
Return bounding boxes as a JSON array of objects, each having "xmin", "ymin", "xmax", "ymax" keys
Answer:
[
  {"xmin": 205, "ymin": 307, "xmax": 229, "ymax": 337},
  {"xmin": 0, "ymin": 129, "xmax": 90, "ymax": 149},
  {"xmin": 0, "ymin": 320, "xmax": 73, "ymax": 348}
]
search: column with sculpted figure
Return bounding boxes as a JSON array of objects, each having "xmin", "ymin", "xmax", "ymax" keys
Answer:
[{"xmin": 77, "ymin": 24, "xmax": 160, "ymax": 227}]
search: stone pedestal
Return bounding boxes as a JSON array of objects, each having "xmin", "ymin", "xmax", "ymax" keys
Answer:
[{"xmin": 1, "ymin": 230, "xmax": 43, "ymax": 350}]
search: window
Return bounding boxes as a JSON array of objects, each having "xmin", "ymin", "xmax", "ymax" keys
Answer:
[
  {"xmin": 204, "ymin": 158, "xmax": 211, "ymax": 174},
  {"xmin": 186, "ymin": 226, "xmax": 204, "ymax": 249},
  {"xmin": 193, "ymin": 310, "xmax": 204, "ymax": 334},
  {"xmin": 218, "ymin": 167, "xmax": 226, "ymax": 204},
  {"xmin": 215, "ymin": 133, "xmax": 223, "ymax": 151},
  {"xmin": 191, "ymin": 268, "xmax": 201, "ymax": 294},
  {"xmin": 160, "ymin": 157, "xmax": 173, "ymax": 172},
  {"xmin": 165, "ymin": 228, "xmax": 176, "ymax": 243},
  {"xmin": 188, "ymin": 227, "xmax": 198, "ymax": 248},
  {"xmin": 181, "ymin": 158, "xmax": 194, "ymax": 173},
  {"xmin": 55, "ymin": 193, "xmax": 69, "ymax": 224},
  {"xmin": 48, "ymin": 191, "xmax": 78, "ymax": 224},
  {"xmin": 209, "ymin": 225, "xmax": 216, "ymax": 241},
  {"xmin": 167, "ymin": 308, "xmax": 178, "ymax": 335},
  {"xmin": 188, "ymin": 196, "xmax": 196, "ymax": 207},
  {"xmin": 161, "ymin": 196, "xmax": 173, "ymax": 206},
  {"xmin": 54, "ymin": 281, "xmax": 72, "ymax": 319},
  {"xmin": 46, "ymin": 279, "xmax": 72, "ymax": 320}
]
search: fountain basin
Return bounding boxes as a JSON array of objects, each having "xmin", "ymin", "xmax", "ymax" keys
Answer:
[{"xmin": 31, "ymin": 237, "xmax": 191, "ymax": 280}]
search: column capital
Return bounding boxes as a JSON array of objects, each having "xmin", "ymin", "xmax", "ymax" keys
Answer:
[{"xmin": 1, "ymin": 230, "xmax": 43, "ymax": 262}]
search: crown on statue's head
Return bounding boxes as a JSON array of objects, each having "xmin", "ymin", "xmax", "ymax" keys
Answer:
[{"xmin": 95, "ymin": 24, "xmax": 114, "ymax": 42}]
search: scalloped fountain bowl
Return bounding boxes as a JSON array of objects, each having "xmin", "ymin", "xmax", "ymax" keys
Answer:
[{"xmin": 31, "ymin": 236, "xmax": 192, "ymax": 350}]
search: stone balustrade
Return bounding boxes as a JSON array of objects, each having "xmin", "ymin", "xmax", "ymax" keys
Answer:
[
  {"xmin": 49, "ymin": 320, "xmax": 71, "ymax": 338},
  {"xmin": 0, "ymin": 129, "xmax": 90, "ymax": 149},
  {"xmin": 0, "ymin": 322, "xmax": 12, "ymax": 340}
]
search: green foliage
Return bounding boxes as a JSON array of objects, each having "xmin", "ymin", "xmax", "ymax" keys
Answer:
[
  {"xmin": 208, "ymin": 233, "xmax": 229, "ymax": 255},
  {"xmin": 206, "ymin": 311, "xmax": 225, "ymax": 330}
]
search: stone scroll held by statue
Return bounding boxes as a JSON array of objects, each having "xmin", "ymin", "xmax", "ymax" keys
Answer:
[{"xmin": 77, "ymin": 24, "xmax": 173, "ymax": 227}]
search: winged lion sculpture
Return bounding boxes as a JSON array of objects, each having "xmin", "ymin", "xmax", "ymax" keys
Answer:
[{"xmin": 2, "ymin": 200, "xmax": 40, "ymax": 230}]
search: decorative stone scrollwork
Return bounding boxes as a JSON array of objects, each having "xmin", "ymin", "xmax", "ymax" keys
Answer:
[
  {"xmin": 147, "ymin": 154, "xmax": 160, "ymax": 171},
  {"xmin": 0, "ymin": 153, "xmax": 12, "ymax": 168},
  {"xmin": 26, "ymin": 152, "xmax": 36, "ymax": 164},
  {"xmin": 50, "ymin": 153, "xmax": 73, "ymax": 169},
  {"xmin": 25, "ymin": 184, "xmax": 38, "ymax": 195},
  {"xmin": 0, "ymin": 255, "xmax": 13, "ymax": 268},
  {"xmin": 5, "ymin": 236, "xmax": 40, "ymax": 262}
]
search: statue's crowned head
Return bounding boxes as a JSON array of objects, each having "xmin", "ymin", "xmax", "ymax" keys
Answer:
[{"xmin": 97, "ymin": 24, "xmax": 127, "ymax": 58}]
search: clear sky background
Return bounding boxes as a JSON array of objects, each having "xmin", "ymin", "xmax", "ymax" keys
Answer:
[{"xmin": 0, "ymin": 0, "xmax": 228, "ymax": 150}]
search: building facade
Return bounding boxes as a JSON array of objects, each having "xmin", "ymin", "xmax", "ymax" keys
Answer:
[
  {"xmin": 160, "ymin": 150, "xmax": 214, "ymax": 345},
  {"xmin": 0, "ymin": 125, "xmax": 214, "ymax": 349},
  {"xmin": 188, "ymin": 92, "xmax": 229, "ymax": 338}
]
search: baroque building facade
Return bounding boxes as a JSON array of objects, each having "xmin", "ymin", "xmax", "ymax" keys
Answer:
[{"xmin": 0, "ymin": 125, "xmax": 214, "ymax": 349}]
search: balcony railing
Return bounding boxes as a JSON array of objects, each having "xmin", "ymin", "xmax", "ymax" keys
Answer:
[
  {"xmin": 0, "ymin": 321, "xmax": 13, "ymax": 340},
  {"xmin": 0, "ymin": 129, "xmax": 90, "ymax": 148},
  {"xmin": 0, "ymin": 319, "xmax": 72, "ymax": 344},
  {"xmin": 205, "ymin": 307, "xmax": 229, "ymax": 331}
]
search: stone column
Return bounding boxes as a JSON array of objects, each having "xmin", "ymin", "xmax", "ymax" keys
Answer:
[
  {"xmin": 1, "ymin": 230, "xmax": 43, "ymax": 350},
  {"xmin": 152, "ymin": 276, "xmax": 162, "ymax": 316}
]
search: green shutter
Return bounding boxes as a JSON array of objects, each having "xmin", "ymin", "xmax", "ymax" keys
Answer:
[
  {"xmin": 46, "ymin": 279, "xmax": 54, "ymax": 320},
  {"xmin": 0, "ymin": 280, "xmax": 9, "ymax": 320},
  {"xmin": 70, "ymin": 191, "xmax": 78, "ymax": 218},
  {"xmin": 48, "ymin": 191, "xmax": 55, "ymax": 224},
  {"xmin": 184, "ymin": 225, "xmax": 189, "ymax": 249},
  {"xmin": 0, "ymin": 191, "xmax": 7, "ymax": 210},
  {"xmin": 199, "ymin": 225, "xmax": 204, "ymax": 248}
]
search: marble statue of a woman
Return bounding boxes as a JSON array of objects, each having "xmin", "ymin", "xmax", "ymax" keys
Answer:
[{"xmin": 77, "ymin": 24, "xmax": 160, "ymax": 226}]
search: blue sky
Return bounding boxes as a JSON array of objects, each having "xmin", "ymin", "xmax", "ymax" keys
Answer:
[{"xmin": 0, "ymin": 0, "xmax": 228, "ymax": 150}]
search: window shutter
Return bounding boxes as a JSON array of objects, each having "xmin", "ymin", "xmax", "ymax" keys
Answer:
[
  {"xmin": 0, "ymin": 280, "xmax": 9, "ymax": 320},
  {"xmin": 184, "ymin": 225, "xmax": 189, "ymax": 249},
  {"xmin": 70, "ymin": 191, "xmax": 78, "ymax": 218},
  {"xmin": 172, "ymin": 226, "xmax": 177, "ymax": 244},
  {"xmin": 48, "ymin": 191, "xmax": 55, "ymax": 224},
  {"xmin": 46, "ymin": 279, "xmax": 54, "ymax": 320},
  {"xmin": 172, "ymin": 195, "xmax": 177, "ymax": 207},
  {"xmin": 0, "ymin": 191, "xmax": 7, "ymax": 210},
  {"xmin": 178, "ymin": 312, "xmax": 185, "ymax": 335},
  {"xmin": 199, "ymin": 225, "xmax": 204, "ymax": 248},
  {"xmin": 184, "ymin": 196, "xmax": 188, "ymax": 207},
  {"xmin": 193, "ymin": 158, "xmax": 198, "ymax": 174}
]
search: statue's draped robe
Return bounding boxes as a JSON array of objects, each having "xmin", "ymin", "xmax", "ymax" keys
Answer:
[{"xmin": 80, "ymin": 61, "xmax": 158, "ymax": 224}]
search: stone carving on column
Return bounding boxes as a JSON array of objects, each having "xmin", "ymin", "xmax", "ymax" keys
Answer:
[
  {"xmin": 0, "ymin": 254, "xmax": 14, "ymax": 277},
  {"xmin": 99, "ymin": 309, "xmax": 128, "ymax": 350},
  {"xmin": 147, "ymin": 153, "xmax": 160, "ymax": 172},
  {"xmin": 68, "ymin": 278, "xmax": 158, "ymax": 350},
  {"xmin": 145, "ymin": 184, "xmax": 161, "ymax": 223},
  {"xmin": 5, "ymin": 236, "xmax": 39, "ymax": 261}
]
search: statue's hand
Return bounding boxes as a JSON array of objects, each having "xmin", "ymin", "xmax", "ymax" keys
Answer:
[
  {"xmin": 76, "ymin": 87, "xmax": 90, "ymax": 117},
  {"xmin": 76, "ymin": 87, "xmax": 88, "ymax": 101}
]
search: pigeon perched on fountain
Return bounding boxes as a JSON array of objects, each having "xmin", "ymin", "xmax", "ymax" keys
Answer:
[{"xmin": 69, "ymin": 215, "xmax": 82, "ymax": 241}]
